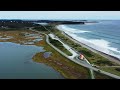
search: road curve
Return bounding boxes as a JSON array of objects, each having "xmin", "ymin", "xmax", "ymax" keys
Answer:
[
  {"xmin": 46, "ymin": 34, "xmax": 120, "ymax": 79},
  {"xmin": 29, "ymin": 27, "xmax": 120, "ymax": 79}
]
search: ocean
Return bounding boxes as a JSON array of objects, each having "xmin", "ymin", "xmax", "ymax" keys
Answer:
[{"xmin": 57, "ymin": 20, "xmax": 120, "ymax": 59}]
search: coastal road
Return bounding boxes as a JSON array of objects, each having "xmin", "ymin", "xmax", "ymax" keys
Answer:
[
  {"xmin": 29, "ymin": 27, "xmax": 120, "ymax": 79},
  {"xmin": 49, "ymin": 33, "xmax": 78, "ymax": 59},
  {"xmin": 61, "ymin": 30, "xmax": 120, "ymax": 65},
  {"xmin": 49, "ymin": 33, "xmax": 95, "ymax": 79},
  {"xmin": 47, "ymin": 33, "xmax": 120, "ymax": 79},
  {"xmin": 75, "ymin": 56, "xmax": 120, "ymax": 79},
  {"xmin": 90, "ymin": 69, "xmax": 95, "ymax": 79}
]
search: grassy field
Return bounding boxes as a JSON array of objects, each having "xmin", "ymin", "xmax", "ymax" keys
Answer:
[
  {"xmin": 0, "ymin": 29, "xmax": 90, "ymax": 79},
  {"xmin": 49, "ymin": 36, "xmax": 72, "ymax": 56},
  {"xmin": 0, "ymin": 30, "xmax": 43, "ymax": 44},
  {"xmin": 51, "ymin": 27, "xmax": 119, "ymax": 66},
  {"xmin": 0, "ymin": 28, "xmax": 115, "ymax": 79},
  {"xmin": 94, "ymin": 71, "xmax": 114, "ymax": 79},
  {"xmin": 33, "ymin": 25, "xmax": 120, "ymax": 79},
  {"xmin": 33, "ymin": 35, "xmax": 91, "ymax": 79},
  {"xmin": 100, "ymin": 67, "xmax": 120, "ymax": 76}
]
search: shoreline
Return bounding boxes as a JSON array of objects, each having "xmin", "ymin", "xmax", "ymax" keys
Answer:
[
  {"xmin": 33, "ymin": 34, "xmax": 90, "ymax": 79},
  {"xmin": 56, "ymin": 25, "xmax": 120, "ymax": 65}
]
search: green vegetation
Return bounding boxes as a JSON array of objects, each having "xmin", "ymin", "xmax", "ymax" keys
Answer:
[
  {"xmin": 33, "ymin": 35, "xmax": 90, "ymax": 79},
  {"xmin": 1, "ymin": 24, "xmax": 117, "ymax": 79},
  {"xmin": 94, "ymin": 60, "xmax": 114, "ymax": 66},
  {"xmin": 33, "ymin": 25, "xmax": 120, "ymax": 78},
  {"xmin": 0, "ymin": 30, "xmax": 43, "ymax": 45},
  {"xmin": 0, "ymin": 20, "xmax": 37, "ymax": 29},
  {"xmin": 115, "ymin": 68, "xmax": 120, "ymax": 72},
  {"xmin": 51, "ymin": 27, "xmax": 118, "ymax": 66},
  {"xmin": 33, "ymin": 26, "xmax": 48, "ymax": 31},
  {"xmin": 94, "ymin": 71, "xmax": 114, "ymax": 79},
  {"xmin": 0, "ymin": 28, "xmax": 29, "ymax": 31},
  {"xmin": 0, "ymin": 26, "xmax": 91, "ymax": 79},
  {"xmin": 100, "ymin": 67, "xmax": 120, "ymax": 76},
  {"xmin": 49, "ymin": 36, "xmax": 72, "ymax": 56},
  {"xmin": 33, "ymin": 25, "xmax": 53, "ymax": 32},
  {"xmin": 53, "ymin": 28, "xmax": 82, "ymax": 48}
]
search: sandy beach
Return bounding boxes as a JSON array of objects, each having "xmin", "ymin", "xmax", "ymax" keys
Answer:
[{"xmin": 56, "ymin": 25, "xmax": 120, "ymax": 65}]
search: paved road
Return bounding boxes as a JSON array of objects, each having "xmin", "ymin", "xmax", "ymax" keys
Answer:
[
  {"xmin": 75, "ymin": 56, "xmax": 120, "ymax": 79},
  {"xmin": 29, "ymin": 27, "xmax": 120, "ymax": 79},
  {"xmin": 47, "ymin": 34, "xmax": 120, "ymax": 79},
  {"xmin": 61, "ymin": 30, "xmax": 120, "ymax": 65},
  {"xmin": 49, "ymin": 33, "xmax": 78, "ymax": 59},
  {"xmin": 48, "ymin": 33, "xmax": 95, "ymax": 79},
  {"xmin": 90, "ymin": 69, "xmax": 95, "ymax": 79},
  {"xmin": 46, "ymin": 34, "xmax": 70, "ymax": 58}
]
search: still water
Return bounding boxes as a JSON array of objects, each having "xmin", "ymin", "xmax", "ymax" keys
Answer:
[{"xmin": 0, "ymin": 42, "xmax": 63, "ymax": 79}]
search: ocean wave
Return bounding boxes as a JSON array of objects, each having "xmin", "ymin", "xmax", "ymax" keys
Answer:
[
  {"xmin": 80, "ymin": 32, "xmax": 120, "ymax": 45},
  {"xmin": 57, "ymin": 25, "xmax": 91, "ymax": 33},
  {"xmin": 57, "ymin": 25, "xmax": 120, "ymax": 59},
  {"xmin": 68, "ymin": 33, "xmax": 120, "ymax": 59}
]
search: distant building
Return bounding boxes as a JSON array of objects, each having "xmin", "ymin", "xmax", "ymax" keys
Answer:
[{"xmin": 80, "ymin": 54, "xmax": 84, "ymax": 60}]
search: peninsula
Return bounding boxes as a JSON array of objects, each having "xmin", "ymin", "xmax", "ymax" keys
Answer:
[{"xmin": 0, "ymin": 19, "xmax": 119, "ymax": 79}]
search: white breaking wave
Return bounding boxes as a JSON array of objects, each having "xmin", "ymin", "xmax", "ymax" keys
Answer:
[
  {"xmin": 57, "ymin": 25, "xmax": 90, "ymax": 33},
  {"xmin": 57, "ymin": 25, "xmax": 120, "ymax": 59},
  {"xmin": 36, "ymin": 23, "xmax": 48, "ymax": 25}
]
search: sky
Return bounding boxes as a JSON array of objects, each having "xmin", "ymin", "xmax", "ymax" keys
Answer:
[{"xmin": 0, "ymin": 11, "xmax": 120, "ymax": 20}]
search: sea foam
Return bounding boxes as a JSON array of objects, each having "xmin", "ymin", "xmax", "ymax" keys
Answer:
[
  {"xmin": 57, "ymin": 25, "xmax": 120, "ymax": 59},
  {"xmin": 57, "ymin": 25, "xmax": 90, "ymax": 33}
]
